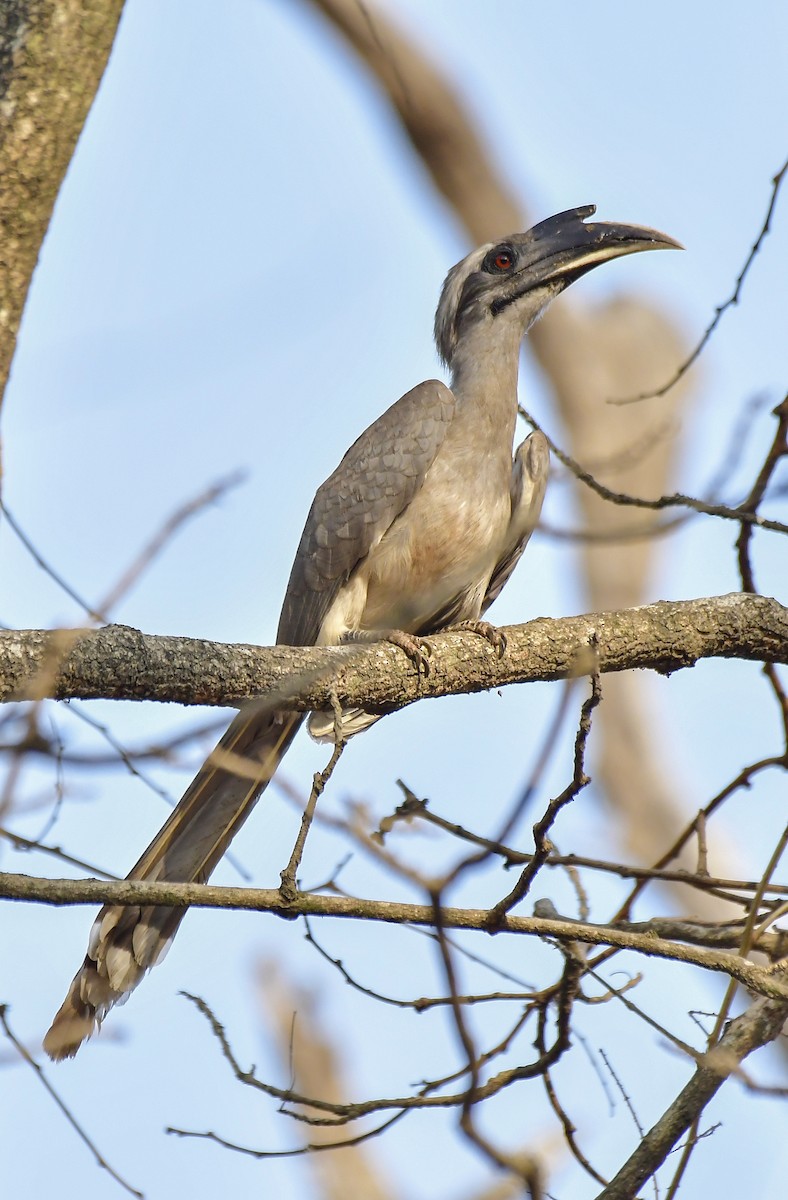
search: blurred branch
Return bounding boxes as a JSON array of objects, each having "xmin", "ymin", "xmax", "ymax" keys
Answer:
[
  {"xmin": 306, "ymin": 0, "xmax": 522, "ymax": 243},
  {"xmin": 0, "ymin": 825, "xmax": 116, "ymax": 878},
  {"xmin": 42, "ymin": 708, "xmax": 226, "ymax": 767},
  {"xmin": 0, "ymin": 471, "xmax": 245, "ymax": 623},
  {"xmin": 256, "ymin": 961, "xmax": 400, "ymax": 1199},
  {"xmin": 0, "ymin": 500, "xmax": 101, "ymax": 618},
  {"xmin": 96, "ymin": 470, "xmax": 246, "ymax": 615},
  {"xmin": 1, "ymin": 595, "xmax": 786, "ymax": 711}
]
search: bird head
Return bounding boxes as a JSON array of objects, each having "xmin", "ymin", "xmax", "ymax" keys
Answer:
[{"xmin": 434, "ymin": 205, "xmax": 682, "ymax": 367}]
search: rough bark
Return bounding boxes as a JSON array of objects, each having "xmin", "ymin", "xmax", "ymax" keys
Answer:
[
  {"xmin": 1, "ymin": 594, "xmax": 786, "ymax": 711},
  {"xmin": 0, "ymin": 0, "xmax": 125, "ymax": 408}
]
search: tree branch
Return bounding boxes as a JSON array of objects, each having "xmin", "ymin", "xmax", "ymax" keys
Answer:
[
  {"xmin": 596, "ymin": 996, "xmax": 788, "ymax": 1199},
  {"xmin": 0, "ymin": 0, "xmax": 126, "ymax": 407},
  {"xmin": 3, "ymin": 871, "xmax": 787, "ymax": 1001},
  {"xmin": 1, "ymin": 594, "xmax": 786, "ymax": 713}
]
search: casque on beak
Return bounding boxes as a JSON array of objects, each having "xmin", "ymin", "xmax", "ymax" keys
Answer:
[{"xmin": 492, "ymin": 204, "xmax": 682, "ymax": 312}]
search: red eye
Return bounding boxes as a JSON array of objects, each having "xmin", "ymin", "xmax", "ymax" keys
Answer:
[{"xmin": 494, "ymin": 251, "xmax": 513, "ymax": 270}]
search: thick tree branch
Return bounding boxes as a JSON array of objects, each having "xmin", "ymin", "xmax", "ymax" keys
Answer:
[
  {"xmin": 596, "ymin": 996, "xmax": 788, "ymax": 1200},
  {"xmin": 1, "ymin": 594, "xmax": 785, "ymax": 713},
  {"xmin": 0, "ymin": 0, "xmax": 126, "ymax": 407}
]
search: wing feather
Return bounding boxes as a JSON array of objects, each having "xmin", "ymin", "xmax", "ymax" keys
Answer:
[
  {"xmin": 482, "ymin": 431, "xmax": 549, "ymax": 612},
  {"xmin": 277, "ymin": 380, "xmax": 456, "ymax": 646}
]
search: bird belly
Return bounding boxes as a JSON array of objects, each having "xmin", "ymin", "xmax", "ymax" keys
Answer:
[{"xmin": 360, "ymin": 467, "xmax": 510, "ymax": 634}]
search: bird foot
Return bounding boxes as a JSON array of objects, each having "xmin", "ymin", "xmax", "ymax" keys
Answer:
[
  {"xmin": 385, "ymin": 629, "xmax": 433, "ymax": 676},
  {"xmin": 451, "ymin": 619, "xmax": 507, "ymax": 657},
  {"xmin": 342, "ymin": 629, "xmax": 433, "ymax": 676}
]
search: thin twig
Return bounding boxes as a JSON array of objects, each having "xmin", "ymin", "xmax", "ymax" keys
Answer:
[
  {"xmin": 735, "ymin": 396, "xmax": 788, "ymax": 742},
  {"xmin": 0, "ymin": 472, "xmax": 245, "ymax": 625},
  {"xmin": 384, "ymin": 788, "xmax": 788, "ymax": 898},
  {"xmin": 597, "ymin": 1048, "xmax": 657, "ymax": 1200},
  {"xmin": 596, "ymin": 997, "xmax": 788, "ymax": 1200},
  {"xmin": 430, "ymin": 887, "xmax": 544, "ymax": 1196},
  {"xmin": 302, "ymin": 916, "xmax": 535, "ymax": 1010},
  {"xmin": 438, "ymin": 669, "xmax": 585, "ymax": 892},
  {"xmin": 0, "ymin": 826, "xmax": 117, "ymax": 878},
  {"xmin": 0, "ymin": 1006, "xmax": 142, "ymax": 1198},
  {"xmin": 487, "ymin": 672, "xmax": 601, "ymax": 925},
  {"xmin": 520, "ymin": 408, "xmax": 788, "ymax": 536},
  {"xmin": 612, "ymin": 157, "xmax": 788, "ymax": 403},
  {"xmin": 96, "ymin": 471, "xmax": 245, "ymax": 615},
  {"xmin": 280, "ymin": 739, "xmax": 346, "ymax": 900},
  {"xmin": 168, "ymin": 1108, "xmax": 406, "ymax": 1157}
]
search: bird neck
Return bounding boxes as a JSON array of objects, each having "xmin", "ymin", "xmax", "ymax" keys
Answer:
[{"xmin": 448, "ymin": 317, "xmax": 523, "ymax": 444}]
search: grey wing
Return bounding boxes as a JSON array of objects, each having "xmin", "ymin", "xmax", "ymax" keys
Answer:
[
  {"xmin": 278, "ymin": 379, "xmax": 457, "ymax": 647},
  {"xmin": 482, "ymin": 431, "xmax": 549, "ymax": 612}
]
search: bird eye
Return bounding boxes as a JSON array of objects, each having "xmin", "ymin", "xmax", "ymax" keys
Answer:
[{"xmin": 484, "ymin": 245, "xmax": 516, "ymax": 273}]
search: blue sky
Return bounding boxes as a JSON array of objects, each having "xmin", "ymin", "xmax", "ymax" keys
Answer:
[{"xmin": 2, "ymin": 2, "xmax": 787, "ymax": 1198}]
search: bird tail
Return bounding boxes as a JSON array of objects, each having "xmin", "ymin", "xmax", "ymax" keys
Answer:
[{"xmin": 43, "ymin": 703, "xmax": 303, "ymax": 1060}]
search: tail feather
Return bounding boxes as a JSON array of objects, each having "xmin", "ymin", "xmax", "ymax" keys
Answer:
[{"xmin": 43, "ymin": 704, "xmax": 303, "ymax": 1060}]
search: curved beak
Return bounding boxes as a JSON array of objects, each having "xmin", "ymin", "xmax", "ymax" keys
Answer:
[{"xmin": 495, "ymin": 205, "xmax": 682, "ymax": 309}]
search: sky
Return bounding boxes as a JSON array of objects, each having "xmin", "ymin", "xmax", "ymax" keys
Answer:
[{"xmin": 1, "ymin": 2, "xmax": 787, "ymax": 1198}]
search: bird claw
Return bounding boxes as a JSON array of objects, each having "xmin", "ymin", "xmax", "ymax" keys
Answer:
[
  {"xmin": 341, "ymin": 628, "xmax": 433, "ymax": 677},
  {"xmin": 453, "ymin": 619, "xmax": 507, "ymax": 657},
  {"xmin": 385, "ymin": 630, "xmax": 433, "ymax": 676}
]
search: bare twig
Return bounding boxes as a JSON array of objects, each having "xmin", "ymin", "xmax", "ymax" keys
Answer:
[
  {"xmin": 611, "ymin": 754, "xmax": 788, "ymax": 924},
  {"xmin": 384, "ymin": 784, "xmax": 788, "ymax": 900},
  {"xmin": 520, "ymin": 408, "xmax": 788, "ymax": 536},
  {"xmin": 0, "ymin": 826, "xmax": 116, "ymax": 879},
  {"xmin": 0, "ymin": 501, "xmax": 102, "ymax": 620},
  {"xmin": 736, "ymin": 397, "xmax": 788, "ymax": 594},
  {"xmin": 96, "ymin": 471, "xmax": 246, "ymax": 615},
  {"xmin": 735, "ymin": 396, "xmax": 788, "ymax": 743},
  {"xmin": 0, "ymin": 1006, "xmax": 142, "ymax": 1198},
  {"xmin": 0, "ymin": 473, "xmax": 245, "ymax": 626},
  {"xmin": 302, "ymin": 917, "xmax": 535, "ymax": 1010},
  {"xmin": 280, "ymin": 739, "xmax": 346, "ymax": 899},
  {"xmin": 488, "ymin": 673, "xmax": 601, "ymax": 925},
  {"xmin": 613, "ymin": 157, "xmax": 788, "ymax": 403},
  {"xmin": 167, "ymin": 1112, "xmax": 407, "ymax": 1159}
]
